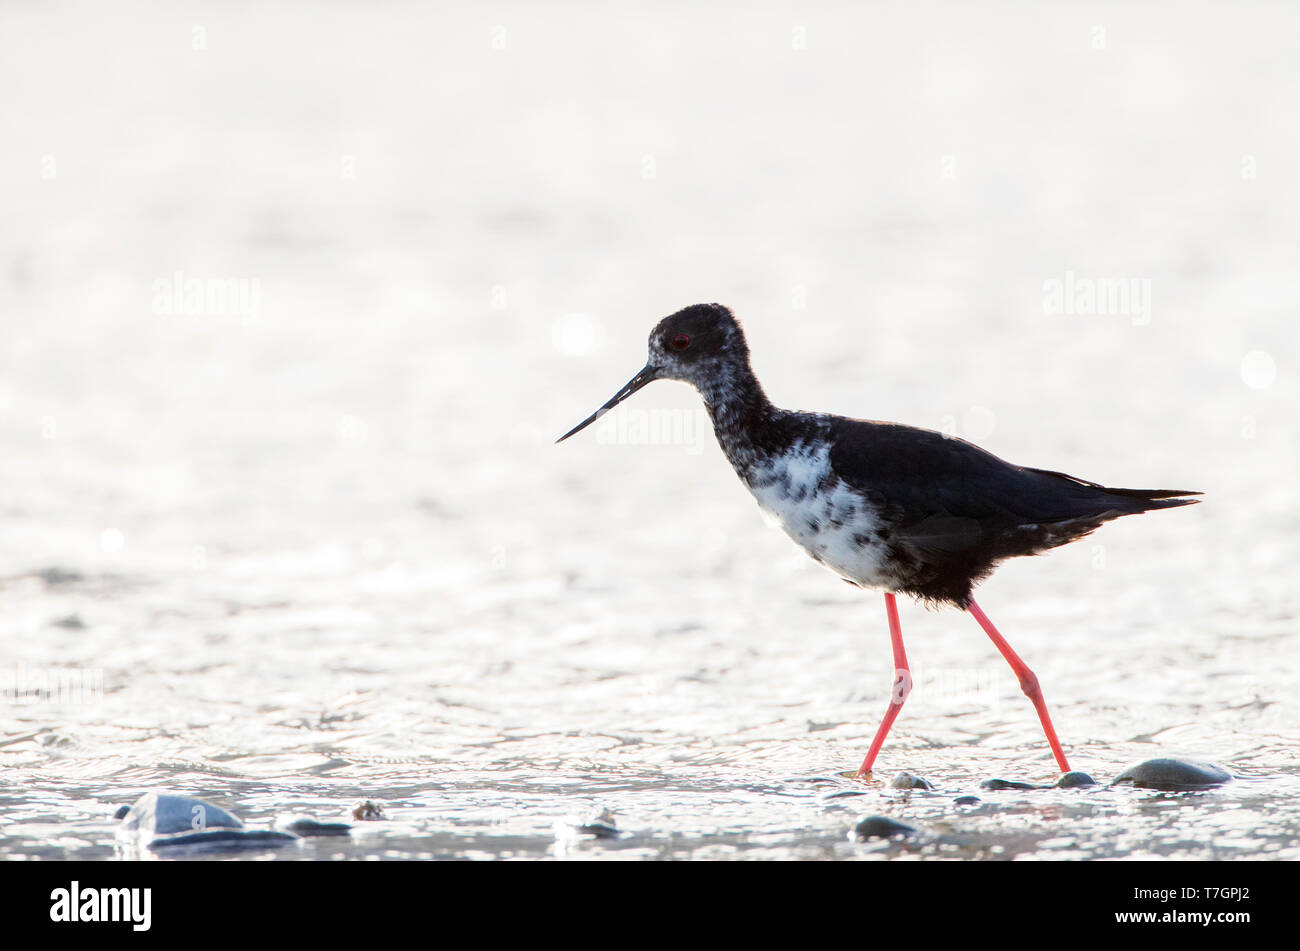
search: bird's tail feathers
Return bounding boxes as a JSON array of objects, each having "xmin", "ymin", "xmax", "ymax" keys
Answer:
[{"xmin": 1104, "ymin": 489, "xmax": 1201, "ymax": 511}]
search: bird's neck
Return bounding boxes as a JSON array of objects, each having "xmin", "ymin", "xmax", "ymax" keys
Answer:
[{"xmin": 697, "ymin": 357, "xmax": 778, "ymax": 464}]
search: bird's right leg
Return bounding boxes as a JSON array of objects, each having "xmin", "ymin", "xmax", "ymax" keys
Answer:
[{"xmin": 855, "ymin": 592, "xmax": 912, "ymax": 777}]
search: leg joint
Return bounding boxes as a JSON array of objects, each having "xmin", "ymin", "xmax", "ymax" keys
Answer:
[{"xmin": 892, "ymin": 668, "xmax": 912, "ymax": 705}]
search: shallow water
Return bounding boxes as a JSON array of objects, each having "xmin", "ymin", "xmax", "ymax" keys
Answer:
[{"xmin": 1, "ymin": 1, "xmax": 1297, "ymax": 860}]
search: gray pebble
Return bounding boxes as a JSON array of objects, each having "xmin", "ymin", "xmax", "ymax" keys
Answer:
[
  {"xmin": 576, "ymin": 807, "xmax": 620, "ymax": 839},
  {"xmin": 283, "ymin": 818, "xmax": 352, "ymax": 837},
  {"xmin": 577, "ymin": 822, "xmax": 620, "ymax": 839},
  {"xmin": 854, "ymin": 815, "xmax": 918, "ymax": 840},
  {"xmin": 890, "ymin": 771, "xmax": 934, "ymax": 790},
  {"xmin": 150, "ymin": 829, "xmax": 297, "ymax": 850},
  {"xmin": 1112, "ymin": 758, "xmax": 1231, "ymax": 791},
  {"xmin": 1056, "ymin": 771, "xmax": 1098, "ymax": 789},
  {"xmin": 117, "ymin": 792, "xmax": 297, "ymax": 853},
  {"xmin": 979, "ymin": 778, "xmax": 1041, "ymax": 791},
  {"xmin": 118, "ymin": 792, "xmax": 242, "ymax": 837}
]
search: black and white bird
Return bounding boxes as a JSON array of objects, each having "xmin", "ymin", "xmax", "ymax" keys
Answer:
[{"xmin": 557, "ymin": 303, "xmax": 1199, "ymax": 776}]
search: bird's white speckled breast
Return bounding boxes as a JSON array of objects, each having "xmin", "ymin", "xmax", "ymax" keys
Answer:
[{"xmin": 741, "ymin": 442, "xmax": 893, "ymax": 589}]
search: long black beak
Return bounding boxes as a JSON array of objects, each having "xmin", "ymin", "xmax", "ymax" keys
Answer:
[{"xmin": 556, "ymin": 364, "xmax": 662, "ymax": 443}]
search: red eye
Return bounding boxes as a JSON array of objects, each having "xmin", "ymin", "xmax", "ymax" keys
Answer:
[{"xmin": 671, "ymin": 333, "xmax": 691, "ymax": 351}]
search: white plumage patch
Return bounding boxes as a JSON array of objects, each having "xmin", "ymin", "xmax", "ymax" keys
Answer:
[{"xmin": 744, "ymin": 441, "xmax": 892, "ymax": 589}]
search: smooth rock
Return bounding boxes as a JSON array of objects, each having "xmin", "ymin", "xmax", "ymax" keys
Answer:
[
  {"xmin": 890, "ymin": 771, "xmax": 934, "ymax": 790},
  {"xmin": 282, "ymin": 818, "xmax": 353, "ymax": 837},
  {"xmin": 117, "ymin": 792, "xmax": 297, "ymax": 853},
  {"xmin": 150, "ymin": 829, "xmax": 297, "ymax": 850},
  {"xmin": 854, "ymin": 815, "xmax": 918, "ymax": 840},
  {"xmin": 576, "ymin": 821, "xmax": 620, "ymax": 840},
  {"xmin": 1057, "ymin": 771, "xmax": 1098, "ymax": 789},
  {"xmin": 979, "ymin": 778, "xmax": 1040, "ymax": 791},
  {"xmin": 119, "ymin": 792, "xmax": 243, "ymax": 837},
  {"xmin": 576, "ymin": 807, "xmax": 620, "ymax": 839},
  {"xmin": 1112, "ymin": 758, "xmax": 1231, "ymax": 791}
]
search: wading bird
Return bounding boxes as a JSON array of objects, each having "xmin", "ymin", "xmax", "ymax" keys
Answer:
[{"xmin": 558, "ymin": 303, "xmax": 1199, "ymax": 776}]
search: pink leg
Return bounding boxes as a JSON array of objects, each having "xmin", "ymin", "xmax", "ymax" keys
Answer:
[
  {"xmin": 967, "ymin": 597, "xmax": 1071, "ymax": 773},
  {"xmin": 856, "ymin": 592, "xmax": 912, "ymax": 777}
]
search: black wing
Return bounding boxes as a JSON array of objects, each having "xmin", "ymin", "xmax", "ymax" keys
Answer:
[
  {"xmin": 826, "ymin": 417, "xmax": 1198, "ymax": 603},
  {"xmin": 829, "ymin": 418, "xmax": 1197, "ymax": 522}
]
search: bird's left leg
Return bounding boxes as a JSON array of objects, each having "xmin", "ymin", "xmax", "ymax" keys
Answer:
[
  {"xmin": 856, "ymin": 592, "xmax": 912, "ymax": 777},
  {"xmin": 967, "ymin": 597, "xmax": 1071, "ymax": 773}
]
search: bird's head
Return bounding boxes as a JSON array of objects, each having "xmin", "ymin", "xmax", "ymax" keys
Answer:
[
  {"xmin": 647, "ymin": 302, "xmax": 748, "ymax": 388},
  {"xmin": 556, "ymin": 302, "xmax": 748, "ymax": 443}
]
